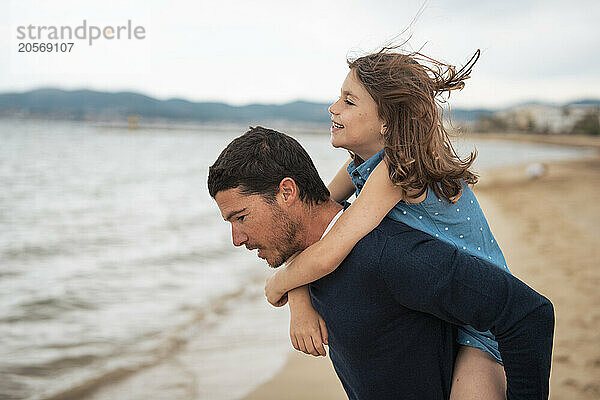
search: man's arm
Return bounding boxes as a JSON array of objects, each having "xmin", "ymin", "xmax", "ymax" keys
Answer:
[{"xmin": 378, "ymin": 232, "xmax": 554, "ymax": 400}]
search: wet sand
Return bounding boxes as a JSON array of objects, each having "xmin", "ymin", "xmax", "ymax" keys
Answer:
[{"xmin": 241, "ymin": 141, "xmax": 600, "ymax": 400}]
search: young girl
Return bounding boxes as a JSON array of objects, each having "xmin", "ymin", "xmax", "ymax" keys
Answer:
[{"xmin": 265, "ymin": 48, "xmax": 509, "ymax": 399}]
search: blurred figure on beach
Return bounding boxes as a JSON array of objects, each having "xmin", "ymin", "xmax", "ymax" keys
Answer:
[{"xmin": 525, "ymin": 162, "xmax": 548, "ymax": 179}]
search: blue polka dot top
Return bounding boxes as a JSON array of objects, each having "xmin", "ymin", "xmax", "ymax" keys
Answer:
[{"xmin": 348, "ymin": 149, "xmax": 509, "ymax": 272}]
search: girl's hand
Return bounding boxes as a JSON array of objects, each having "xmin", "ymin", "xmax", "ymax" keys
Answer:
[
  {"xmin": 289, "ymin": 300, "xmax": 329, "ymax": 357},
  {"xmin": 265, "ymin": 271, "xmax": 287, "ymax": 307}
]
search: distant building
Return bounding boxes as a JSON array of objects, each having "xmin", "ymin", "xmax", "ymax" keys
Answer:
[{"xmin": 476, "ymin": 103, "xmax": 599, "ymax": 135}]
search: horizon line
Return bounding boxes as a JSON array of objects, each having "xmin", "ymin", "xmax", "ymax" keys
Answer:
[{"xmin": 1, "ymin": 85, "xmax": 598, "ymax": 111}]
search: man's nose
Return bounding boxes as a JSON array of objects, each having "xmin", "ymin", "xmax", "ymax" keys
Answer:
[{"xmin": 231, "ymin": 225, "xmax": 249, "ymax": 247}]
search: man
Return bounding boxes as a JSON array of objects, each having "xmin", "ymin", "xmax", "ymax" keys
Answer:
[{"xmin": 208, "ymin": 127, "xmax": 554, "ymax": 400}]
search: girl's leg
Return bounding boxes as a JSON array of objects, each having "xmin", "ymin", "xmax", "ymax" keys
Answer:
[{"xmin": 449, "ymin": 345, "xmax": 506, "ymax": 400}]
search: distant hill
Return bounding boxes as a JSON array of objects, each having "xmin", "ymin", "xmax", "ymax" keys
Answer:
[
  {"xmin": 566, "ymin": 99, "xmax": 600, "ymax": 106},
  {"xmin": 0, "ymin": 88, "xmax": 597, "ymax": 125},
  {"xmin": 0, "ymin": 88, "xmax": 331, "ymax": 124},
  {"xmin": 447, "ymin": 107, "xmax": 493, "ymax": 122}
]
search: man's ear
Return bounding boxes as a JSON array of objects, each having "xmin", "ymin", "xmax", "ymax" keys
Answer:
[{"xmin": 278, "ymin": 177, "xmax": 299, "ymax": 205}]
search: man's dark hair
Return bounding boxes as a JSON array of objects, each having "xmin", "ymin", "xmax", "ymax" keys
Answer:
[{"xmin": 208, "ymin": 126, "xmax": 330, "ymax": 205}]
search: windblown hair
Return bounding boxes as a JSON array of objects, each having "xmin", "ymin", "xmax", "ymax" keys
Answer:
[{"xmin": 348, "ymin": 48, "xmax": 480, "ymax": 203}]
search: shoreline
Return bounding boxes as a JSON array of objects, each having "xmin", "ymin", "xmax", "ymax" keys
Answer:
[
  {"xmin": 240, "ymin": 140, "xmax": 600, "ymax": 399},
  {"xmin": 462, "ymin": 131, "xmax": 600, "ymax": 150}
]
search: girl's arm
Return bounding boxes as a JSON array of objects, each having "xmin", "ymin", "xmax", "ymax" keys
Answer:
[
  {"xmin": 328, "ymin": 157, "xmax": 356, "ymax": 203},
  {"xmin": 287, "ymin": 285, "xmax": 328, "ymax": 357},
  {"xmin": 265, "ymin": 159, "xmax": 407, "ymax": 305}
]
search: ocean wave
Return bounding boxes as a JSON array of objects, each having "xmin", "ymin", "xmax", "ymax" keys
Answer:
[
  {"xmin": 0, "ymin": 236, "xmax": 128, "ymax": 263},
  {"xmin": 5, "ymin": 284, "xmax": 259, "ymax": 400},
  {"xmin": 1, "ymin": 295, "xmax": 98, "ymax": 323},
  {"xmin": 11, "ymin": 354, "xmax": 98, "ymax": 378},
  {"xmin": 0, "ymin": 244, "xmax": 68, "ymax": 262}
]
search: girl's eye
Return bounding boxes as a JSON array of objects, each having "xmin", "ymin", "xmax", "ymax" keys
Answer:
[
  {"xmin": 344, "ymin": 99, "xmax": 355, "ymax": 106},
  {"xmin": 237, "ymin": 215, "xmax": 246, "ymax": 221}
]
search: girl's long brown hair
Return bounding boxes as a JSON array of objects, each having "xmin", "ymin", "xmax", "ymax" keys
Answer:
[{"xmin": 348, "ymin": 48, "xmax": 480, "ymax": 203}]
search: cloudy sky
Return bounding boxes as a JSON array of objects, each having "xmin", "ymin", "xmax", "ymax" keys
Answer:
[{"xmin": 2, "ymin": 0, "xmax": 599, "ymax": 108}]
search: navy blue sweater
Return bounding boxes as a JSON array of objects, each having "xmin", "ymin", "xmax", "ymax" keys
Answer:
[{"xmin": 309, "ymin": 216, "xmax": 554, "ymax": 400}]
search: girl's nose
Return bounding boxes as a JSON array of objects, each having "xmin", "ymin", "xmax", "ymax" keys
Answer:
[{"xmin": 328, "ymin": 100, "xmax": 339, "ymax": 115}]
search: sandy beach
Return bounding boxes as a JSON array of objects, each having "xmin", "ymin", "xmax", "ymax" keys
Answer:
[{"xmin": 242, "ymin": 137, "xmax": 600, "ymax": 400}]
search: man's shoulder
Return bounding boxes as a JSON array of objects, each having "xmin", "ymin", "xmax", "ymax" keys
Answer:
[
  {"xmin": 340, "ymin": 202, "xmax": 436, "ymax": 246},
  {"xmin": 348, "ymin": 216, "xmax": 437, "ymax": 263},
  {"xmin": 369, "ymin": 216, "xmax": 432, "ymax": 241}
]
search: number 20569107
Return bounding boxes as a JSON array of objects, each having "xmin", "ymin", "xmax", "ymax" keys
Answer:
[{"xmin": 18, "ymin": 42, "xmax": 74, "ymax": 52}]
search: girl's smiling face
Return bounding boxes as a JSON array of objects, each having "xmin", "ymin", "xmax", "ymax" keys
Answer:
[{"xmin": 328, "ymin": 69, "xmax": 386, "ymax": 161}]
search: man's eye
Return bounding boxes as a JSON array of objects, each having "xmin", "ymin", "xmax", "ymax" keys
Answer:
[
  {"xmin": 344, "ymin": 99, "xmax": 355, "ymax": 106},
  {"xmin": 237, "ymin": 215, "xmax": 246, "ymax": 221}
]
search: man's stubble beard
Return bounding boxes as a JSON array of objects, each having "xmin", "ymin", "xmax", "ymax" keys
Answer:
[{"xmin": 267, "ymin": 205, "xmax": 304, "ymax": 269}]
